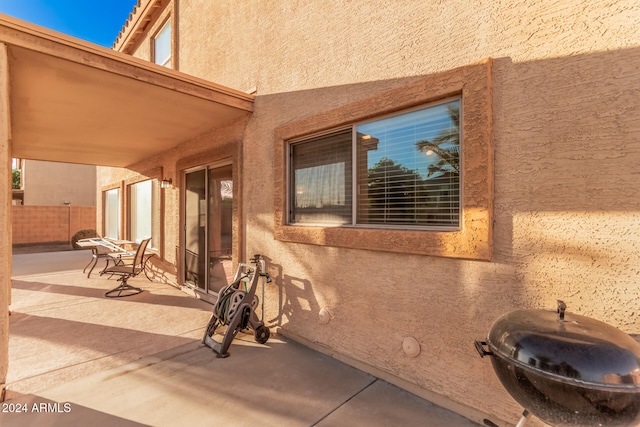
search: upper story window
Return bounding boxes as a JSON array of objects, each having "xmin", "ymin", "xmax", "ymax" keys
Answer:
[
  {"xmin": 289, "ymin": 99, "xmax": 461, "ymax": 230},
  {"xmin": 153, "ymin": 18, "xmax": 172, "ymax": 68}
]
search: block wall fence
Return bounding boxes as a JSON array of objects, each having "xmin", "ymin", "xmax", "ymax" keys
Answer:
[{"xmin": 12, "ymin": 206, "xmax": 96, "ymax": 245}]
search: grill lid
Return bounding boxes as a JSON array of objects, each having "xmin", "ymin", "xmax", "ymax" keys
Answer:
[{"xmin": 486, "ymin": 301, "xmax": 640, "ymax": 389}]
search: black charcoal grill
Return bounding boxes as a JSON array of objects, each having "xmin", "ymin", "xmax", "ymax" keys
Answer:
[{"xmin": 475, "ymin": 301, "xmax": 640, "ymax": 426}]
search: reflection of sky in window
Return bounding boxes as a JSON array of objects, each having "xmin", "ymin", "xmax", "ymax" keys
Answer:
[
  {"xmin": 358, "ymin": 100, "xmax": 459, "ymax": 179},
  {"xmin": 155, "ymin": 19, "xmax": 172, "ymax": 66}
]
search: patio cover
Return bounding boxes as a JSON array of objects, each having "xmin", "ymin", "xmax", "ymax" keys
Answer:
[{"xmin": 0, "ymin": 14, "xmax": 253, "ymax": 168}]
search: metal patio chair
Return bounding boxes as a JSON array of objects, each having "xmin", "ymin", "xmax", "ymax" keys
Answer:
[
  {"xmin": 83, "ymin": 244, "xmax": 116, "ymax": 278},
  {"xmin": 105, "ymin": 244, "xmax": 156, "ymax": 281},
  {"xmin": 102, "ymin": 238, "xmax": 151, "ymax": 298}
]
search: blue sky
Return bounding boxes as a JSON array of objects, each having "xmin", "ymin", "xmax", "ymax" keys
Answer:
[{"xmin": 0, "ymin": 0, "xmax": 138, "ymax": 47}]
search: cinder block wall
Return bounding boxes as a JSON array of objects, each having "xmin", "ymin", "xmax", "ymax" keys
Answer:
[{"xmin": 12, "ymin": 206, "xmax": 96, "ymax": 245}]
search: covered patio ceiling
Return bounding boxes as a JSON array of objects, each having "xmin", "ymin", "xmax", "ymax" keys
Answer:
[{"xmin": 0, "ymin": 14, "xmax": 253, "ymax": 168}]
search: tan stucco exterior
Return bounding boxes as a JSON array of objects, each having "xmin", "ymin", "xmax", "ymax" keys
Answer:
[
  {"xmin": 20, "ymin": 160, "xmax": 96, "ymax": 206},
  {"xmin": 92, "ymin": 1, "xmax": 640, "ymax": 425},
  {"xmin": 2, "ymin": 1, "xmax": 640, "ymax": 425}
]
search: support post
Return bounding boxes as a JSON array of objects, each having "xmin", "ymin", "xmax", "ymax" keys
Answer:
[{"xmin": 0, "ymin": 42, "xmax": 12, "ymax": 399}]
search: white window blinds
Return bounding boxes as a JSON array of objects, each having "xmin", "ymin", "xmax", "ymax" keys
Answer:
[
  {"xmin": 356, "ymin": 100, "xmax": 460, "ymax": 228},
  {"xmin": 290, "ymin": 130, "xmax": 353, "ymax": 224},
  {"xmin": 288, "ymin": 99, "xmax": 461, "ymax": 229}
]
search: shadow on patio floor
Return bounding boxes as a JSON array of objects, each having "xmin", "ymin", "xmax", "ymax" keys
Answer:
[{"xmin": 4, "ymin": 250, "xmax": 483, "ymax": 427}]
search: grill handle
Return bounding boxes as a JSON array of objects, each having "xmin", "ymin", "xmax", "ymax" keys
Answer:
[
  {"xmin": 557, "ymin": 300, "xmax": 567, "ymax": 321},
  {"xmin": 474, "ymin": 341, "xmax": 493, "ymax": 357}
]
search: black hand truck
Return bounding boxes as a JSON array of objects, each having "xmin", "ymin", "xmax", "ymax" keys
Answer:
[{"xmin": 202, "ymin": 254, "xmax": 271, "ymax": 358}]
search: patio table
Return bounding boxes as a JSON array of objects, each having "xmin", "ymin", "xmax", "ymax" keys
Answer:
[{"xmin": 77, "ymin": 238, "xmax": 134, "ymax": 278}]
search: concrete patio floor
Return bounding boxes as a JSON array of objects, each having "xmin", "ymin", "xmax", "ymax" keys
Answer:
[{"xmin": 2, "ymin": 250, "xmax": 483, "ymax": 426}]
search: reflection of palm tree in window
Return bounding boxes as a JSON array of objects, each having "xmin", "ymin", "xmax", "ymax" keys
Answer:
[
  {"xmin": 415, "ymin": 104, "xmax": 460, "ymax": 177},
  {"xmin": 367, "ymin": 158, "xmax": 424, "ymax": 222}
]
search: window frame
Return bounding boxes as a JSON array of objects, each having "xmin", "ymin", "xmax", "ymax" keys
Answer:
[
  {"xmin": 152, "ymin": 17, "xmax": 172, "ymax": 68},
  {"xmin": 287, "ymin": 98, "xmax": 462, "ymax": 231},
  {"xmin": 274, "ymin": 60, "xmax": 493, "ymax": 260}
]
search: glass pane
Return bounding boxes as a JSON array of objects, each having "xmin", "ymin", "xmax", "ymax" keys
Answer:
[
  {"xmin": 130, "ymin": 180, "xmax": 154, "ymax": 245},
  {"xmin": 154, "ymin": 19, "xmax": 171, "ymax": 67},
  {"xmin": 356, "ymin": 100, "xmax": 460, "ymax": 227},
  {"xmin": 208, "ymin": 165, "xmax": 233, "ymax": 294},
  {"xmin": 104, "ymin": 188, "xmax": 120, "ymax": 239},
  {"xmin": 290, "ymin": 130, "xmax": 353, "ymax": 225},
  {"xmin": 185, "ymin": 169, "xmax": 206, "ymax": 290}
]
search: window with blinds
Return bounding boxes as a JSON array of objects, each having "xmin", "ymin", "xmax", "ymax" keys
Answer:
[
  {"xmin": 288, "ymin": 98, "xmax": 461, "ymax": 229},
  {"xmin": 290, "ymin": 129, "xmax": 353, "ymax": 224}
]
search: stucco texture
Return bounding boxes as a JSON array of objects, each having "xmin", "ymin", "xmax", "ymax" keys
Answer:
[
  {"xmin": 102, "ymin": 1, "xmax": 640, "ymax": 425},
  {"xmin": 22, "ymin": 160, "xmax": 96, "ymax": 206}
]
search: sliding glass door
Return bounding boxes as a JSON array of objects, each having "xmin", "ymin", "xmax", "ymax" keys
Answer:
[
  {"xmin": 184, "ymin": 169, "xmax": 206, "ymax": 290},
  {"xmin": 184, "ymin": 164, "xmax": 234, "ymax": 294}
]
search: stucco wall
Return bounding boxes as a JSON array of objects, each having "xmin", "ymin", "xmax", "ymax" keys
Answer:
[
  {"xmin": 22, "ymin": 160, "xmax": 96, "ymax": 207},
  {"xmin": 108, "ymin": 1, "xmax": 640, "ymax": 425}
]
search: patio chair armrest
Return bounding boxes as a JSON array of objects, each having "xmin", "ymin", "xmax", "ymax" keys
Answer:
[{"xmin": 107, "ymin": 251, "xmax": 135, "ymax": 265}]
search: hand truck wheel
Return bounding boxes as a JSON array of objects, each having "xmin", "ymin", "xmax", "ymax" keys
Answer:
[{"xmin": 254, "ymin": 325, "xmax": 270, "ymax": 344}]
